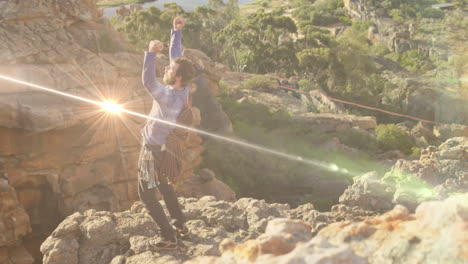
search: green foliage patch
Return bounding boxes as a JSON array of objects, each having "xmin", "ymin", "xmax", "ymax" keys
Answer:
[
  {"xmin": 376, "ymin": 124, "xmax": 416, "ymax": 155},
  {"xmin": 239, "ymin": 76, "xmax": 274, "ymax": 91}
]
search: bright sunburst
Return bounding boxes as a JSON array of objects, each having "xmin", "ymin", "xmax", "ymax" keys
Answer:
[{"xmin": 101, "ymin": 100, "xmax": 123, "ymax": 114}]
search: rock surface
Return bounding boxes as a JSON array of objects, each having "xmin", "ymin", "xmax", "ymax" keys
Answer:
[
  {"xmin": 291, "ymin": 113, "xmax": 377, "ymax": 133},
  {"xmin": 0, "ymin": 178, "xmax": 34, "ymax": 264},
  {"xmin": 340, "ymin": 137, "xmax": 468, "ymax": 212},
  {"xmin": 41, "ymin": 193, "xmax": 468, "ymax": 264}
]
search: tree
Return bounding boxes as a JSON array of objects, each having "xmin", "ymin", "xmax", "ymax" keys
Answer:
[
  {"xmin": 215, "ymin": 10, "xmax": 298, "ymax": 74},
  {"xmin": 115, "ymin": 2, "xmax": 239, "ymax": 60}
]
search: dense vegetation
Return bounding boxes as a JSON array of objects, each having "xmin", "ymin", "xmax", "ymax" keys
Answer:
[{"xmin": 114, "ymin": 0, "xmax": 465, "ymax": 122}]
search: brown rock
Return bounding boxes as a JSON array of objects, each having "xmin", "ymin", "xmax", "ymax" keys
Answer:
[{"xmin": 176, "ymin": 169, "xmax": 236, "ymax": 202}]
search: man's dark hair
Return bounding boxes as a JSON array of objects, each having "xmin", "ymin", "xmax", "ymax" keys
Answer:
[{"xmin": 174, "ymin": 57, "xmax": 195, "ymax": 86}]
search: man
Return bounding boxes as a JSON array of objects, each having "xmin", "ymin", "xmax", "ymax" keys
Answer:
[{"xmin": 138, "ymin": 17, "xmax": 195, "ymax": 250}]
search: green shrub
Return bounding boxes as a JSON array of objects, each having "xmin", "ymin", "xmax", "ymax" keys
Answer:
[
  {"xmin": 399, "ymin": 50, "xmax": 433, "ymax": 72},
  {"xmin": 371, "ymin": 44, "xmax": 390, "ymax": 56},
  {"xmin": 351, "ymin": 20, "xmax": 374, "ymax": 32},
  {"xmin": 339, "ymin": 16, "xmax": 352, "ymax": 26},
  {"xmin": 298, "ymin": 79, "xmax": 314, "ymax": 92},
  {"xmin": 421, "ymin": 7, "xmax": 444, "ymax": 19},
  {"xmin": 219, "ymin": 80, "xmax": 235, "ymax": 95},
  {"xmin": 388, "ymin": 9, "xmax": 405, "ymax": 22},
  {"xmin": 376, "ymin": 124, "xmax": 415, "ymax": 154},
  {"xmin": 410, "ymin": 147, "xmax": 422, "ymax": 158},
  {"xmin": 297, "ymin": 48, "xmax": 331, "ymax": 72},
  {"xmin": 239, "ymin": 76, "xmax": 273, "ymax": 90}
]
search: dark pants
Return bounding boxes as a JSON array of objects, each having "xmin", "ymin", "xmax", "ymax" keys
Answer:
[{"xmin": 138, "ymin": 144, "xmax": 185, "ymax": 240}]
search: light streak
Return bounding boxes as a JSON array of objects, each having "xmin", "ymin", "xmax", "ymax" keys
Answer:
[
  {"xmin": 101, "ymin": 100, "xmax": 123, "ymax": 114},
  {"xmin": 0, "ymin": 74, "xmax": 352, "ymax": 175}
]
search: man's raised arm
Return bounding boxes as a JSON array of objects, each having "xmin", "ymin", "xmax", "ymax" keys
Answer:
[
  {"xmin": 170, "ymin": 17, "xmax": 185, "ymax": 61},
  {"xmin": 142, "ymin": 40, "xmax": 166, "ymax": 100}
]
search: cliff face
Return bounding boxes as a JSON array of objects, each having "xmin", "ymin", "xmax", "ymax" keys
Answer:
[
  {"xmin": 0, "ymin": 0, "xmax": 145, "ymax": 220},
  {"xmin": 0, "ymin": 0, "xmax": 232, "ymax": 262}
]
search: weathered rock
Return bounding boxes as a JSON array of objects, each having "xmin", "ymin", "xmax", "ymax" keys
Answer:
[
  {"xmin": 190, "ymin": 72, "xmax": 232, "ymax": 134},
  {"xmin": 0, "ymin": 179, "xmax": 33, "ymax": 264},
  {"xmin": 434, "ymin": 124, "xmax": 468, "ymax": 141},
  {"xmin": 291, "ymin": 113, "xmax": 377, "ymax": 133},
  {"xmin": 301, "ymin": 89, "xmax": 346, "ymax": 114},
  {"xmin": 339, "ymin": 172, "xmax": 394, "ymax": 213},
  {"xmin": 186, "ymin": 194, "xmax": 468, "ymax": 264},
  {"xmin": 318, "ymin": 195, "xmax": 468, "ymax": 264},
  {"xmin": 44, "ymin": 195, "xmax": 371, "ymax": 264},
  {"xmin": 176, "ymin": 169, "xmax": 236, "ymax": 202},
  {"xmin": 339, "ymin": 137, "xmax": 468, "ymax": 212}
]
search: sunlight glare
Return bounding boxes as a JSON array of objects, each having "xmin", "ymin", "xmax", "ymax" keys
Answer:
[{"xmin": 101, "ymin": 100, "xmax": 123, "ymax": 114}]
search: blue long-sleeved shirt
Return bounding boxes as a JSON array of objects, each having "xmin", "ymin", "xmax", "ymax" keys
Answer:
[{"xmin": 141, "ymin": 29, "xmax": 189, "ymax": 146}]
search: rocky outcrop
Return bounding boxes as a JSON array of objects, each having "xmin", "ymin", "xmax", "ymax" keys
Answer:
[
  {"xmin": 0, "ymin": 177, "xmax": 33, "ymax": 264},
  {"xmin": 301, "ymin": 89, "xmax": 346, "ymax": 114},
  {"xmin": 41, "ymin": 193, "xmax": 468, "ymax": 264},
  {"xmin": 434, "ymin": 124, "xmax": 468, "ymax": 141},
  {"xmin": 339, "ymin": 137, "xmax": 468, "ymax": 212},
  {"xmin": 291, "ymin": 113, "xmax": 377, "ymax": 133},
  {"xmin": 40, "ymin": 195, "xmax": 374, "ymax": 264},
  {"xmin": 189, "ymin": 194, "xmax": 468, "ymax": 264},
  {"xmin": 344, "ymin": 0, "xmax": 413, "ymax": 53}
]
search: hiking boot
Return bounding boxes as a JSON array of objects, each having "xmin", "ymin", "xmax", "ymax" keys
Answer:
[{"xmin": 149, "ymin": 237, "xmax": 178, "ymax": 251}]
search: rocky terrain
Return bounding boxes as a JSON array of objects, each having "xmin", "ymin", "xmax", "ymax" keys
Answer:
[{"xmin": 41, "ymin": 182, "xmax": 468, "ymax": 263}]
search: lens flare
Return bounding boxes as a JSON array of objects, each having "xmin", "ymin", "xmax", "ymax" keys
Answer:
[
  {"xmin": 0, "ymin": 73, "xmax": 353, "ymax": 175},
  {"xmin": 101, "ymin": 101, "xmax": 122, "ymax": 114}
]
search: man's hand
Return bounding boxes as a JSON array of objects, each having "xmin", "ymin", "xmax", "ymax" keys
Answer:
[
  {"xmin": 149, "ymin": 40, "xmax": 164, "ymax": 53},
  {"xmin": 173, "ymin": 17, "xmax": 185, "ymax": 31}
]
